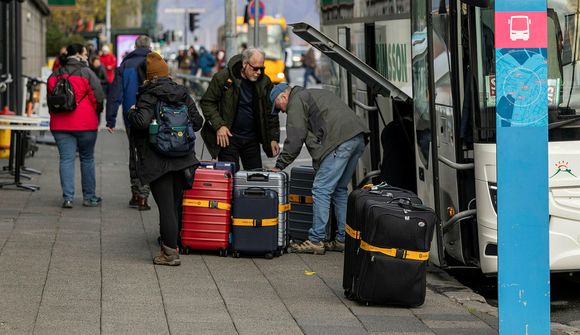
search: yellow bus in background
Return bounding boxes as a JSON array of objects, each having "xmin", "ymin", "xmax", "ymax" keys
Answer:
[{"xmin": 220, "ymin": 16, "xmax": 288, "ymax": 84}]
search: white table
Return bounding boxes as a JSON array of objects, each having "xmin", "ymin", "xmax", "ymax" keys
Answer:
[{"xmin": 0, "ymin": 119, "xmax": 50, "ymax": 191}]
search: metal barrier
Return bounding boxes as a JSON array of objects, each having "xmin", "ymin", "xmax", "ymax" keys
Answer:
[{"xmin": 173, "ymin": 73, "xmax": 213, "ymax": 97}]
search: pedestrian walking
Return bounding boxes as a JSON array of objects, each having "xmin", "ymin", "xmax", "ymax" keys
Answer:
[
  {"xmin": 89, "ymin": 57, "xmax": 108, "ymax": 95},
  {"xmin": 99, "ymin": 45, "xmax": 117, "ymax": 84},
  {"xmin": 46, "ymin": 43, "xmax": 105, "ymax": 209},
  {"xmin": 128, "ymin": 52, "xmax": 203, "ymax": 266},
  {"xmin": 302, "ymin": 47, "xmax": 321, "ymax": 88},
  {"xmin": 200, "ymin": 47, "xmax": 280, "ymax": 170},
  {"xmin": 270, "ymin": 83, "xmax": 369, "ymax": 254},
  {"xmin": 197, "ymin": 47, "xmax": 216, "ymax": 77},
  {"xmin": 105, "ymin": 35, "xmax": 152, "ymax": 210}
]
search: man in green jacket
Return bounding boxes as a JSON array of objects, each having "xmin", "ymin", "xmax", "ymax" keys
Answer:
[
  {"xmin": 200, "ymin": 48, "xmax": 280, "ymax": 170},
  {"xmin": 271, "ymin": 83, "xmax": 370, "ymax": 255}
]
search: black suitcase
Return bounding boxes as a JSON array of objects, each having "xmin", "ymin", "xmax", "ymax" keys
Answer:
[
  {"xmin": 288, "ymin": 166, "xmax": 337, "ymax": 242},
  {"xmin": 343, "ymin": 185, "xmax": 422, "ymax": 298},
  {"xmin": 231, "ymin": 188, "xmax": 279, "ymax": 259},
  {"xmin": 353, "ymin": 198, "xmax": 437, "ymax": 307}
]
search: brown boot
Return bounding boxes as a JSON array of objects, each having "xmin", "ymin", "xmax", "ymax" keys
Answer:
[
  {"xmin": 138, "ymin": 196, "xmax": 151, "ymax": 211},
  {"xmin": 129, "ymin": 193, "xmax": 139, "ymax": 208},
  {"xmin": 153, "ymin": 244, "xmax": 181, "ymax": 266}
]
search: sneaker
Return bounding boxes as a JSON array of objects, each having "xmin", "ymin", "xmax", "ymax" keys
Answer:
[
  {"xmin": 289, "ymin": 240, "xmax": 326, "ymax": 255},
  {"xmin": 154, "ymin": 244, "xmax": 181, "ymax": 266},
  {"xmin": 324, "ymin": 240, "xmax": 345, "ymax": 252},
  {"xmin": 83, "ymin": 196, "xmax": 102, "ymax": 207},
  {"xmin": 62, "ymin": 200, "xmax": 73, "ymax": 209}
]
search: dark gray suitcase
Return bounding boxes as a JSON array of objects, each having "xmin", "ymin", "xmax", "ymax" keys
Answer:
[
  {"xmin": 288, "ymin": 166, "xmax": 315, "ymax": 242},
  {"xmin": 234, "ymin": 170, "xmax": 289, "ymax": 253},
  {"xmin": 231, "ymin": 188, "xmax": 279, "ymax": 259},
  {"xmin": 288, "ymin": 166, "xmax": 337, "ymax": 242}
]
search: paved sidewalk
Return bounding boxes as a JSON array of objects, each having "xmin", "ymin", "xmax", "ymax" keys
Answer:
[{"xmin": 0, "ymin": 131, "xmax": 509, "ymax": 334}]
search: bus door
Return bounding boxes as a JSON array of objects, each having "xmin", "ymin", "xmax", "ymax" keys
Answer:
[
  {"xmin": 411, "ymin": 0, "xmax": 445, "ymax": 266},
  {"xmin": 431, "ymin": 0, "xmax": 466, "ymax": 266},
  {"xmin": 412, "ymin": 0, "xmax": 479, "ymax": 267}
]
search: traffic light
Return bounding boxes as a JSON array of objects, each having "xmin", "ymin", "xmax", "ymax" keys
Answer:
[{"xmin": 189, "ymin": 13, "xmax": 199, "ymax": 33}]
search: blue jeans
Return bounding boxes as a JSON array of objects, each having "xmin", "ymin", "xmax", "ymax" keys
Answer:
[
  {"xmin": 303, "ymin": 67, "xmax": 321, "ymax": 88},
  {"xmin": 310, "ymin": 134, "xmax": 366, "ymax": 242},
  {"xmin": 52, "ymin": 131, "xmax": 98, "ymax": 201}
]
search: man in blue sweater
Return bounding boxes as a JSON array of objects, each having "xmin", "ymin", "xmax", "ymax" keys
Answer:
[{"xmin": 105, "ymin": 35, "xmax": 152, "ymax": 210}]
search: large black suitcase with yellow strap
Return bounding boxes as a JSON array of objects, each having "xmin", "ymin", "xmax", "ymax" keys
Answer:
[
  {"xmin": 351, "ymin": 198, "xmax": 436, "ymax": 307},
  {"xmin": 343, "ymin": 185, "xmax": 422, "ymax": 298},
  {"xmin": 231, "ymin": 187, "xmax": 279, "ymax": 259}
]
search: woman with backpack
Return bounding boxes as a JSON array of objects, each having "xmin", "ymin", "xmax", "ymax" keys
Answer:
[
  {"xmin": 47, "ymin": 43, "xmax": 105, "ymax": 209},
  {"xmin": 128, "ymin": 52, "xmax": 203, "ymax": 266}
]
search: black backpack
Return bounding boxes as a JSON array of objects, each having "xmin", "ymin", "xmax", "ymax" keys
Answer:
[
  {"xmin": 47, "ymin": 68, "xmax": 85, "ymax": 113},
  {"xmin": 149, "ymin": 101, "xmax": 196, "ymax": 157}
]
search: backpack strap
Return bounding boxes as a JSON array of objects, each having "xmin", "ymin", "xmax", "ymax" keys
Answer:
[{"xmin": 66, "ymin": 66, "xmax": 89, "ymax": 105}]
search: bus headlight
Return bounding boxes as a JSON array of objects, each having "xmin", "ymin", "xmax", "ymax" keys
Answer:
[
  {"xmin": 276, "ymin": 72, "xmax": 285, "ymax": 79},
  {"xmin": 488, "ymin": 183, "xmax": 498, "ymax": 214}
]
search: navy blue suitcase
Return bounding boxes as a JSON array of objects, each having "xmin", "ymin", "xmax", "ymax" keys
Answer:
[
  {"xmin": 199, "ymin": 161, "xmax": 236, "ymax": 175},
  {"xmin": 231, "ymin": 188, "xmax": 279, "ymax": 259}
]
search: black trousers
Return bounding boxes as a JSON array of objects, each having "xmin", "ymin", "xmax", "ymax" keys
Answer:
[
  {"xmin": 218, "ymin": 136, "xmax": 262, "ymax": 171},
  {"xmin": 126, "ymin": 128, "xmax": 150, "ymax": 197},
  {"xmin": 149, "ymin": 170, "xmax": 185, "ymax": 249}
]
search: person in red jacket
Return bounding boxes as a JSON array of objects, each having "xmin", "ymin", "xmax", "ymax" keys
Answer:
[
  {"xmin": 47, "ymin": 43, "xmax": 105, "ymax": 208},
  {"xmin": 99, "ymin": 45, "xmax": 117, "ymax": 84}
]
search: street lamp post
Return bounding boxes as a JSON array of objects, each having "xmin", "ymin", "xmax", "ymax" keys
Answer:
[{"xmin": 106, "ymin": 0, "xmax": 111, "ymax": 45}]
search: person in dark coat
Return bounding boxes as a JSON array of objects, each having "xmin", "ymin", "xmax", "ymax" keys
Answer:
[
  {"xmin": 128, "ymin": 52, "xmax": 203, "ymax": 266},
  {"xmin": 89, "ymin": 57, "xmax": 108, "ymax": 95},
  {"xmin": 106, "ymin": 35, "xmax": 152, "ymax": 210}
]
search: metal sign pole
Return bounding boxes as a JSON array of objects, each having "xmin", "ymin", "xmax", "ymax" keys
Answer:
[
  {"xmin": 253, "ymin": 0, "xmax": 259, "ymax": 47},
  {"xmin": 495, "ymin": 0, "xmax": 550, "ymax": 333}
]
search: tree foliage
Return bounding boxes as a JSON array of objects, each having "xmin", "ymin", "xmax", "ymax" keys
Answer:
[{"xmin": 46, "ymin": 0, "xmax": 144, "ymax": 56}]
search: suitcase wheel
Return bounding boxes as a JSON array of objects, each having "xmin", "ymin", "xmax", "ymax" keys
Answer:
[
  {"xmin": 275, "ymin": 250, "xmax": 283, "ymax": 257},
  {"xmin": 183, "ymin": 248, "xmax": 190, "ymax": 255},
  {"xmin": 264, "ymin": 252, "xmax": 274, "ymax": 260},
  {"xmin": 233, "ymin": 251, "xmax": 241, "ymax": 258},
  {"xmin": 218, "ymin": 248, "xmax": 228, "ymax": 257},
  {"xmin": 344, "ymin": 289, "xmax": 354, "ymax": 300}
]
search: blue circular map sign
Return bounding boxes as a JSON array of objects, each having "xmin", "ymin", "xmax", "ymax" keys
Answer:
[{"xmin": 496, "ymin": 48, "xmax": 547, "ymax": 127}]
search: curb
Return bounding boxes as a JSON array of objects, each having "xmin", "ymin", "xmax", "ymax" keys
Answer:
[{"xmin": 426, "ymin": 267, "xmax": 580, "ymax": 334}]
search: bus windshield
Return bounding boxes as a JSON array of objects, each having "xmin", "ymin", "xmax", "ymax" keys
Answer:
[
  {"xmin": 475, "ymin": 1, "xmax": 580, "ymax": 142},
  {"xmin": 237, "ymin": 25, "xmax": 284, "ymax": 60}
]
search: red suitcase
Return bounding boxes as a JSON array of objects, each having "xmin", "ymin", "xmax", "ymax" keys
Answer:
[{"xmin": 181, "ymin": 168, "xmax": 233, "ymax": 256}]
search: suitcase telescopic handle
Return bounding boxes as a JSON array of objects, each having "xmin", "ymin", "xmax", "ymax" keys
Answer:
[
  {"xmin": 243, "ymin": 187, "xmax": 267, "ymax": 196},
  {"xmin": 247, "ymin": 173, "xmax": 269, "ymax": 182},
  {"xmin": 391, "ymin": 198, "xmax": 431, "ymax": 211}
]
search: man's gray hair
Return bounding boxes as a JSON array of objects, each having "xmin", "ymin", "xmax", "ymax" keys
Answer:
[
  {"xmin": 135, "ymin": 35, "xmax": 152, "ymax": 49},
  {"xmin": 241, "ymin": 47, "xmax": 266, "ymax": 63}
]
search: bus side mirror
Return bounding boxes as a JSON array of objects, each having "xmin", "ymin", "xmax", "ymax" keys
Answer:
[{"xmin": 459, "ymin": 0, "xmax": 490, "ymax": 7}]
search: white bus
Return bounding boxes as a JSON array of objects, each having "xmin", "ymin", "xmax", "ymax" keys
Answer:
[{"xmin": 295, "ymin": 0, "xmax": 580, "ymax": 274}]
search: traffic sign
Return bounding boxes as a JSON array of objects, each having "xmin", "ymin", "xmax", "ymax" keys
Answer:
[{"xmin": 248, "ymin": 0, "xmax": 265, "ymax": 21}]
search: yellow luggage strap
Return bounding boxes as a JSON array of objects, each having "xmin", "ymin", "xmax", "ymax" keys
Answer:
[
  {"xmin": 345, "ymin": 224, "xmax": 360, "ymax": 240},
  {"xmin": 279, "ymin": 203, "xmax": 291, "ymax": 213},
  {"xmin": 359, "ymin": 240, "xmax": 430, "ymax": 261},
  {"xmin": 289, "ymin": 194, "xmax": 313, "ymax": 204},
  {"xmin": 182, "ymin": 199, "xmax": 231, "ymax": 211},
  {"xmin": 232, "ymin": 218, "xmax": 278, "ymax": 227}
]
